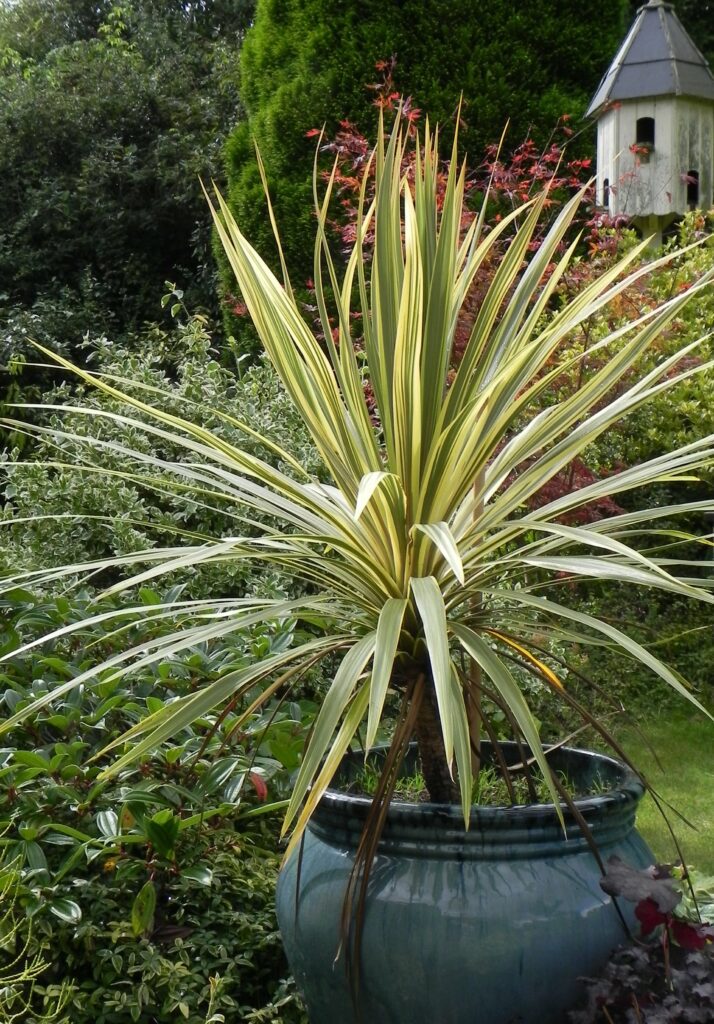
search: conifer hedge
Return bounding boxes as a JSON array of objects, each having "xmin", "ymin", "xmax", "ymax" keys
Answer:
[{"xmin": 221, "ymin": 0, "xmax": 628, "ymax": 341}]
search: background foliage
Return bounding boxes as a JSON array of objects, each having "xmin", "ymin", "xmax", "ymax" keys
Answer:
[
  {"xmin": 1, "ymin": 309, "xmax": 321, "ymax": 596},
  {"xmin": 0, "ymin": 587, "xmax": 312, "ymax": 1023},
  {"xmin": 219, "ymin": 0, "xmax": 630, "ymax": 340},
  {"xmin": 0, "ymin": 0, "xmax": 254, "ymax": 365}
]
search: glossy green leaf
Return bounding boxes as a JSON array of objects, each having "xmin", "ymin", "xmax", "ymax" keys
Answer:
[
  {"xmin": 131, "ymin": 880, "xmax": 157, "ymax": 937},
  {"xmin": 49, "ymin": 898, "xmax": 82, "ymax": 924},
  {"xmin": 181, "ymin": 864, "xmax": 213, "ymax": 886}
]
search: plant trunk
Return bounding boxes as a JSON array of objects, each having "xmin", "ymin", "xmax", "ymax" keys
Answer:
[{"xmin": 414, "ymin": 680, "xmax": 459, "ymax": 804}]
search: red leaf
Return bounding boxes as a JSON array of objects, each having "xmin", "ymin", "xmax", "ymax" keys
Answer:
[
  {"xmin": 635, "ymin": 899, "xmax": 668, "ymax": 936},
  {"xmin": 671, "ymin": 920, "xmax": 710, "ymax": 950},
  {"xmin": 249, "ymin": 772, "xmax": 268, "ymax": 802},
  {"xmin": 305, "ymin": 128, "xmax": 321, "ymax": 138}
]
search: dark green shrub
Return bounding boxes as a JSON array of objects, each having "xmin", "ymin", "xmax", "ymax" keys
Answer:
[{"xmin": 0, "ymin": 0, "xmax": 254, "ymax": 356}]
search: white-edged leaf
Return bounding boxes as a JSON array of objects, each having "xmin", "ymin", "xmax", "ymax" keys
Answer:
[
  {"xmin": 96, "ymin": 810, "xmax": 119, "ymax": 838},
  {"xmin": 449, "ymin": 665, "xmax": 474, "ymax": 827},
  {"xmin": 283, "ymin": 680, "xmax": 371, "ymax": 857},
  {"xmin": 521, "ymin": 555, "xmax": 713, "ymax": 602},
  {"xmin": 50, "ymin": 898, "xmax": 82, "ymax": 924},
  {"xmin": 411, "ymin": 576, "xmax": 454, "ymax": 766},
  {"xmin": 484, "ymin": 590, "xmax": 713, "ymax": 719},
  {"xmin": 284, "ymin": 632, "xmax": 377, "ymax": 831},
  {"xmin": 355, "ymin": 471, "xmax": 393, "ymax": 519},
  {"xmin": 365, "ymin": 598, "xmax": 408, "ymax": 750},
  {"xmin": 413, "ymin": 521, "xmax": 465, "ymax": 584}
]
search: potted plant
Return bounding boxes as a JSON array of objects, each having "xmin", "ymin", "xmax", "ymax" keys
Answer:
[{"xmin": 2, "ymin": 118, "xmax": 713, "ymax": 1023}]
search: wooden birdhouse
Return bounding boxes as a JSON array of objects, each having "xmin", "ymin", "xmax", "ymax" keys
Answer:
[{"xmin": 587, "ymin": 0, "xmax": 714, "ymax": 246}]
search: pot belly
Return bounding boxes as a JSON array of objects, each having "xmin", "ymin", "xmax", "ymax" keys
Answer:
[{"xmin": 277, "ymin": 825, "xmax": 652, "ymax": 1024}]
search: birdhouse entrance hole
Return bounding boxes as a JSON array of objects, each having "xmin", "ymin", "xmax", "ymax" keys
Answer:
[
  {"xmin": 636, "ymin": 117, "xmax": 655, "ymax": 147},
  {"xmin": 686, "ymin": 170, "xmax": 700, "ymax": 208}
]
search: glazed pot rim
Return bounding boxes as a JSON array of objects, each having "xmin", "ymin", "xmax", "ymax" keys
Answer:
[{"xmin": 315, "ymin": 741, "xmax": 645, "ymax": 831}]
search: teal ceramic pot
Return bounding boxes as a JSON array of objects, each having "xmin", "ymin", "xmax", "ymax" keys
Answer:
[{"xmin": 276, "ymin": 743, "xmax": 652, "ymax": 1024}]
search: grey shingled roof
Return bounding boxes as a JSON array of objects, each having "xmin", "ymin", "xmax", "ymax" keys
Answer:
[{"xmin": 587, "ymin": 0, "xmax": 714, "ymax": 116}]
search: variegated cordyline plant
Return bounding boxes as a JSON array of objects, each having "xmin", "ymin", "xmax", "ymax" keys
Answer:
[{"xmin": 2, "ymin": 119, "xmax": 714, "ymax": 854}]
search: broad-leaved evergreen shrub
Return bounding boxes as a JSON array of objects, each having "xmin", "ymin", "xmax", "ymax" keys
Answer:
[
  {"xmin": 1, "ymin": 312, "xmax": 320, "ymax": 598},
  {"xmin": 0, "ymin": 588, "xmax": 313, "ymax": 1023},
  {"xmin": 0, "ymin": 0, "xmax": 254, "ymax": 351}
]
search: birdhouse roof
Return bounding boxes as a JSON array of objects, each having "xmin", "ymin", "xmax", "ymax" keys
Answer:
[{"xmin": 587, "ymin": 0, "xmax": 714, "ymax": 116}]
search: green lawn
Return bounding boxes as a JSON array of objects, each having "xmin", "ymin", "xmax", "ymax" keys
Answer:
[{"xmin": 617, "ymin": 711, "xmax": 714, "ymax": 871}]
